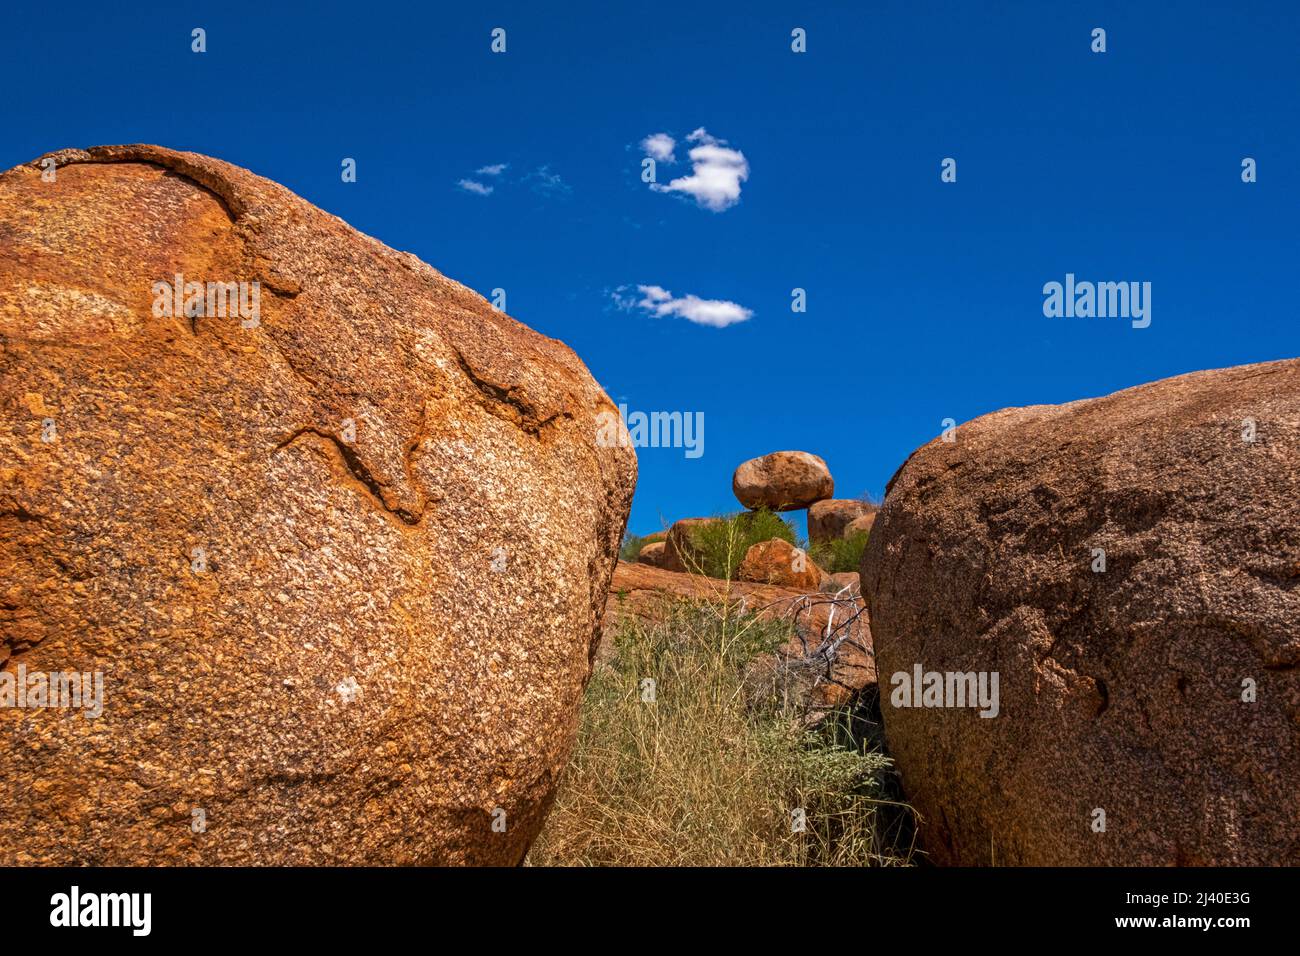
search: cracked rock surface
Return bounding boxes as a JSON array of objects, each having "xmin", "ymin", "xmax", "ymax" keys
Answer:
[
  {"xmin": 861, "ymin": 358, "xmax": 1300, "ymax": 865},
  {"xmin": 0, "ymin": 145, "xmax": 636, "ymax": 864}
]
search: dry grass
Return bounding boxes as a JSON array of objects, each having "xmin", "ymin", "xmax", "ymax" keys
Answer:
[{"xmin": 528, "ymin": 597, "xmax": 915, "ymax": 866}]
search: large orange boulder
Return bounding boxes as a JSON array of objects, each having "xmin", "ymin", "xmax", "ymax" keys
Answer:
[
  {"xmin": 738, "ymin": 539, "xmax": 825, "ymax": 590},
  {"xmin": 0, "ymin": 145, "xmax": 636, "ymax": 865},
  {"xmin": 862, "ymin": 359, "xmax": 1300, "ymax": 865},
  {"xmin": 732, "ymin": 451, "xmax": 832, "ymax": 511}
]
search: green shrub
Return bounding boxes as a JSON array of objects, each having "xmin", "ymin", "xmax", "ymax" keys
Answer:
[
  {"xmin": 528, "ymin": 599, "xmax": 913, "ymax": 866},
  {"xmin": 808, "ymin": 530, "xmax": 870, "ymax": 574},
  {"xmin": 619, "ymin": 532, "xmax": 648, "ymax": 562},
  {"xmin": 686, "ymin": 508, "xmax": 798, "ymax": 580},
  {"xmin": 620, "ymin": 531, "xmax": 667, "ymax": 562}
]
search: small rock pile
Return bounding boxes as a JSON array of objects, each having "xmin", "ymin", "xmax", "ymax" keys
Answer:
[
  {"xmin": 620, "ymin": 450, "xmax": 879, "ymax": 719},
  {"xmin": 636, "ymin": 450, "xmax": 875, "ymax": 591}
]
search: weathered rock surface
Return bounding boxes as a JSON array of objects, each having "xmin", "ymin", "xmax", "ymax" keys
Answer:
[
  {"xmin": 660, "ymin": 517, "xmax": 722, "ymax": 574},
  {"xmin": 732, "ymin": 451, "xmax": 832, "ymax": 511},
  {"xmin": 636, "ymin": 541, "xmax": 667, "ymax": 567},
  {"xmin": 738, "ymin": 539, "xmax": 825, "ymax": 590},
  {"xmin": 0, "ymin": 145, "xmax": 636, "ymax": 865},
  {"xmin": 824, "ymin": 571, "xmax": 861, "ymax": 596},
  {"xmin": 862, "ymin": 359, "xmax": 1300, "ymax": 866},
  {"xmin": 845, "ymin": 513, "xmax": 876, "ymax": 538},
  {"xmin": 605, "ymin": 561, "xmax": 874, "ymax": 717},
  {"xmin": 808, "ymin": 499, "xmax": 874, "ymax": 545}
]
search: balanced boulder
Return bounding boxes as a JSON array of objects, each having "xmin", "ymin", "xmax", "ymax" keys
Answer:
[
  {"xmin": 0, "ymin": 145, "xmax": 636, "ymax": 865},
  {"xmin": 862, "ymin": 359, "xmax": 1300, "ymax": 865},
  {"xmin": 732, "ymin": 451, "xmax": 832, "ymax": 512}
]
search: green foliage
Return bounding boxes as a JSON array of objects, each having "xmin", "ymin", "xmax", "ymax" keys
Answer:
[
  {"xmin": 619, "ymin": 532, "xmax": 648, "ymax": 562},
  {"xmin": 808, "ymin": 530, "xmax": 870, "ymax": 574},
  {"xmin": 620, "ymin": 531, "xmax": 666, "ymax": 562},
  {"xmin": 686, "ymin": 508, "xmax": 798, "ymax": 580}
]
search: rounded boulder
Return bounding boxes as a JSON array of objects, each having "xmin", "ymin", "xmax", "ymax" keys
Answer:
[
  {"xmin": 732, "ymin": 451, "xmax": 833, "ymax": 512},
  {"xmin": 862, "ymin": 359, "xmax": 1300, "ymax": 865},
  {"xmin": 0, "ymin": 146, "xmax": 636, "ymax": 865}
]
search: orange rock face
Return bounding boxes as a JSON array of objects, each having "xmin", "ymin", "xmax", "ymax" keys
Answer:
[
  {"xmin": 737, "ymin": 538, "xmax": 825, "ymax": 590},
  {"xmin": 0, "ymin": 146, "xmax": 636, "ymax": 865},
  {"xmin": 636, "ymin": 541, "xmax": 667, "ymax": 566},
  {"xmin": 660, "ymin": 517, "xmax": 722, "ymax": 573},
  {"xmin": 862, "ymin": 359, "xmax": 1300, "ymax": 865},
  {"xmin": 844, "ymin": 512, "xmax": 876, "ymax": 538},
  {"xmin": 825, "ymin": 571, "xmax": 861, "ymax": 596},
  {"xmin": 808, "ymin": 498, "xmax": 875, "ymax": 545},
  {"xmin": 732, "ymin": 451, "xmax": 833, "ymax": 511}
]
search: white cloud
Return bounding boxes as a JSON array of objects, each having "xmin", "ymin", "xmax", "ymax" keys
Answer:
[
  {"xmin": 526, "ymin": 165, "xmax": 571, "ymax": 196},
  {"xmin": 648, "ymin": 127, "xmax": 749, "ymax": 212},
  {"xmin": 640, "ymin": 133, "xmax": 676, "ymax": 163},
  {"xmin": 458, "ymin": 163, "xmax": 569, "ymax": 198},
  {"xmin": 614, "ymin": 284, "xmax": 753, "ymax": 329}
]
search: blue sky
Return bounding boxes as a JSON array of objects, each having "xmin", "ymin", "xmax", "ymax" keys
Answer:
[{"xmin": 3, "ymin": 1, "xmax": 1296, "ymax": 537}]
